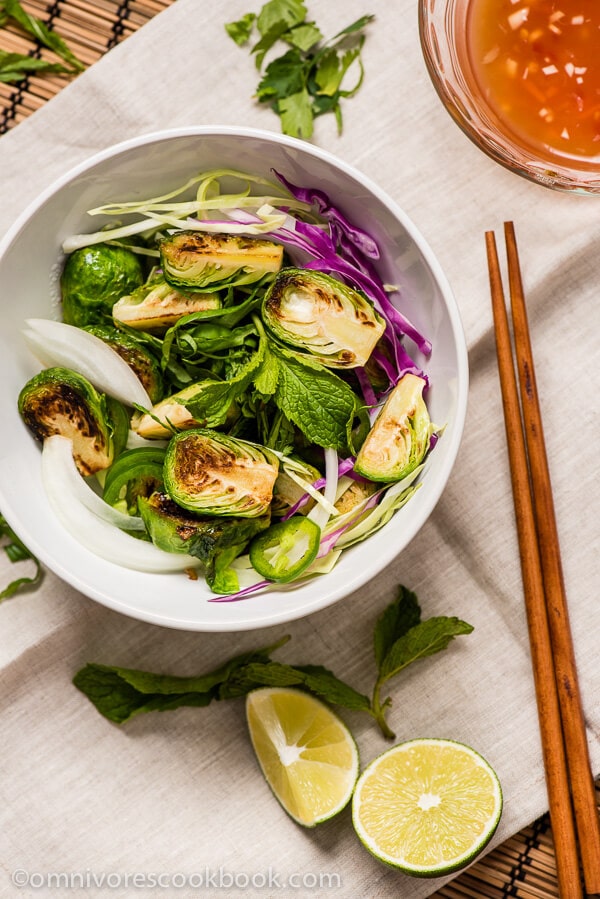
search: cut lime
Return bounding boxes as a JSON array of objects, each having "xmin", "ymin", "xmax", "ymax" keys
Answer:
[
  {"xmin": 352, "ymin": 738, "xmax": 502, "ymax": 876},
  {"xmin": 246, "ymin": 687, "xmax": 359, "ymax": 827}
]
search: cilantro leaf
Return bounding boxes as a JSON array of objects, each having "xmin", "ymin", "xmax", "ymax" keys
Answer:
[
  {"xmin": 225, "ymin": 1, "xmax": 374, "ymax": 138},
  {"xmin": 278, "ymin": 88, "xmax": 314, "ymax": 139},
  {"xmin": 0, "ymin": 513, "xmax": 43, "ymax": 601},
  {"xmin": 225, "ymin": 13, "xmax": 256, "ymax": 46},
  {"xmin": 2, "ymin": 0, "xmax": 84, "ymax": 73}
]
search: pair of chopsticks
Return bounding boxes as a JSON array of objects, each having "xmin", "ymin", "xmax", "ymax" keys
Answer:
[{"xmin": 486, "ymin": 223, "xmax": 600, "ymax": 899}]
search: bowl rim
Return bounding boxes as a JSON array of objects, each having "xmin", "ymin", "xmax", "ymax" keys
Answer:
[{"xmin": 0, "ymin": 125, "xmax": 470, "ymax": 631}]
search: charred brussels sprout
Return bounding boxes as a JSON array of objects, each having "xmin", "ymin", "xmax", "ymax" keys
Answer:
[
  {"xmin": 138, "ymin": 492, "xmax": 270, "ymax": 594},
  {"xmin": 134, "ymin": 382, "xmax": 239, "ymax": 439},
  {"xmin": 262, "ymin": 268, "xmax": 386, "ymax": 368},
  {"xmin": 18, "ymin": 367, "xmax": 128, "ymax": 476},
  {"xmin": 164, "ymin": 429, "xmax": 279, "ymax": 518},
  {"xmin": 113, "ymin": 274, "xmax": 222, "ymax": 332},
  {"xmin": 354, "ymin": 374, "xmax": 434, "ymax": 482},
  {"xmin": 84, "ymin": 324, "xmax": 163, "ymax": 403},
  {"xmin": 61, "ymin": 245, "xmax": 144, "ymax": 328},
  {"xmin": 103, "ymin": 447, "xmax": 167, "ymax": 515},
  {"xmin": 159, "ymin": 231, "xmax": 283, "ymax": 292}
]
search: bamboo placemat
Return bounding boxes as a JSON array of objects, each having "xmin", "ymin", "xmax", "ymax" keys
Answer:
[{"xmin": 1, "ymin": 4, "xmax": 599, "ymax": 896}]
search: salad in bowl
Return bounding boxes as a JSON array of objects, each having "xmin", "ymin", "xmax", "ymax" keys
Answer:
[{"xmin": 0, "ymin": 127, "xmax": 468, "ymax": 630}]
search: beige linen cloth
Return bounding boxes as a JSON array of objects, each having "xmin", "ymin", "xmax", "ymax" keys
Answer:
[{"xmin": 0, "ymin": 1, "xmax": 598, "ymax": 897}]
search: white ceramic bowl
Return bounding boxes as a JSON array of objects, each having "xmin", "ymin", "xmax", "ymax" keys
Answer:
[{"xmin": 0, "ymin": 126, "xmax": 468, "ymax": 632}]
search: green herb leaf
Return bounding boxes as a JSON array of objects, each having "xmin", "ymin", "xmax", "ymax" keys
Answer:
[
  {"xmin": 2, "ymin": 0, "xmax": 84, "ymax": 72},
  {"xmin": 73, "ymin": 636, "xmax": 291, "ymax": 723},
  {"xmin": 256, "ymin": 48, "xmax": 306, "ymax": 101},
  {"xmin": 224, "ymin": 13, "xmax": 256, "ymax": 46},
  {"xmin": 278, "ymin": 88, "xmax": 314, "ymax": 139},
  {"xmin": 379, "ymin": 617, "xmax": 475, "ymax": 682},
  {"xmin": 272, "ymin": 345, "xmax": 357, "ymax": 451},
  {"xmin": 0, "ymin": 51, "xmax": 72, "ymax": 83},
  {"xmin": 374, "ymin": 585, "xmax": 421, "ymax": 670},
  {"xmin": 284, "ymin": 22, "xmax": 322, "ymax": 52},
  {"xmin": 0, "ymin": 513, "xmax": 43, "ymax": 601},
  {"xmin": 226, "ymin": 1, "xmax": 373, "ymax": 138},
  {"xmin": 183, "ymin": 340, "xmax": 266, "ymax": 427}
]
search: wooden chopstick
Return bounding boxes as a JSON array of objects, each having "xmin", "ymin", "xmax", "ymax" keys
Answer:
[
  {"xmin": 503, "ymin": 221, "xmax": 600, "ymax": 895},
  {"xmin": 485, "ymin": 228, "xmax": 583, "ymax": 899}
]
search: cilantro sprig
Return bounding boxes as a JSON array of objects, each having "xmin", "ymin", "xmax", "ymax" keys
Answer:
[
  {"xmin": 0, "ymin": 512, "xmax": 43, "ymax": 601},
  {"xmin": 226, "ymin": 0, "xmax": 374, "ymax": 139},
  {"xmin": 73, "ymin": 585, "xmax": 473, "ymax": 738},
  {"xmin": 0, "ymin": 0, "xmax": 84, "ymax": 85}
]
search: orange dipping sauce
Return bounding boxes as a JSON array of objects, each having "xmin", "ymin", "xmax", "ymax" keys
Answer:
[{"xmin": 467, "ymin": 0, "xmax": 600, "ymax": 161}]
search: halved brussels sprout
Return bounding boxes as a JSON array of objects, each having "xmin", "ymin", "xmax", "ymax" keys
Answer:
[
  {"xmin": 139, "ymin": 492, "xmax": 271, "ymax": 593},
  {"xmin": 84, "ymin": 324, "xmax": 163, "ymax": 403},
  {"xmin": 113, "ymin": 274, "xmax": 221, "ymax": 332},
  {"xmin": 61, "ymin": 245, "xmax": 145, "ymax": 328},
  {"xmin": 103, "ymin": 447, "xmax": 166, "ymax": 516},
  {"xmin": 133, "ymin": 382, "xmax": 238, "ymax": 439},
  {"xmin": 159, "ymin": 231, "xmax": 283, "ymax": 292},
  {"xmin": 164, "ymin": 429, "xmax": 279, "ymax": 517},
  {"xmin": 354, "ymin": 374, "xmax": 434, "ymax": 482},
  {"xmin": 18, "ymin": 366, "xmax": 128, "ymax": 476},
  {"xmin": 262, "ymin": 268, "xmax": 386, "ymax": 368}
]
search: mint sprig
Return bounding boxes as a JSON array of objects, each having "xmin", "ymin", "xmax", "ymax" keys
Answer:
[
  {"xmin": 225, "ymin": 0, "xmax": 374, "ymax": 139},
  {"xmin": 73, "ymin": 586, "xmax": 473, "ymax": 738}
]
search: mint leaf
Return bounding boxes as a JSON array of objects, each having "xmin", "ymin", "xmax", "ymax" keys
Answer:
[
  {"xmin": 272, "ymin": 346, "xmax": 357, "ymax": 450},
  {"xmin": 374, "ymin": 585, "xmax": 421, "ymax": 669},
  {"xmin": 0, "ymin": 52, "xmax": 72, "ymax": 83},
  {"xmin": 225, "ymin": 13, "xmax": 256, "ymax": 45},
  {"xmin": 73, "ymin": 636, "xmax": 291, "ymax": 723},
  {"xmin": 224, "ymin": 660, "xmax": 371, "ymax": 712},
  {"xmin": 294, "ymin": 664, "xmax": 372, "ymax": 712},
  {"xmin": 379, "ymin": 617, "xmax": 474, "ymax": 682}
]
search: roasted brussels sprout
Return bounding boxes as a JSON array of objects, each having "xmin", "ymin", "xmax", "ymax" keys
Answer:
[
  {"xmin": 113, "ymin": 274, "xmax": 222, "ymax": 332},
  {"xmin": 164, "ymin": 429, "xmax": 279, "ymax": 517},
  {"xmin": 18, "ymin": 367, "xmax": 128, "ymax": 476},
  {"xmin": 354, "ymin": 374, "xmax": 433, "ymax": 482},
  {"xmin": 262, "ymin": 268, "xmax": 386, "ymax": 368},
  {"xmin": 138, "ymin": 492, "xmax": 270, "ymax": 593},
  {"xmin": 61, "ymin": 245, "xmax": 145, "ymax": 328},
  {"xmin": 159, "ymin": 231, "xmax": 283, "ymax": 292},
  {"xmin": 84, "ymin": 325, "xmax": 163, "ymax": 403},
  {"xmin": 103, "ymin": 447, "xmax": 166, "ymax": 515},
  {"xmin": 133, "ymin": 382, "xmax": 238, "ymax": 439}
]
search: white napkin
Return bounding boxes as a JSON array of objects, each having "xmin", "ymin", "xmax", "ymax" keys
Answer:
[{"xmin": 1, "ymin": 1, "xmax": 598, "ymax": 897}]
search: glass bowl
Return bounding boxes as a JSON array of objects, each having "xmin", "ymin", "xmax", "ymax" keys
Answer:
[{"xmin": 419, "ymin": 0, "xmax": 600, "ymax": 194}]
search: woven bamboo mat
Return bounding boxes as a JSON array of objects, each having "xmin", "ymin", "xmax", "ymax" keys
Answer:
[{"xmin": 1, "ymin": 3, "xmax": 599, "ymax": 896}]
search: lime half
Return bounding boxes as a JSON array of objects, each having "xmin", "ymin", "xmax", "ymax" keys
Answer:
[
  {"xmin": 246, "ymin": 687, "xmax": 359, "ymax": 827},
  {"xmin": 352, "ymin": 738, "xmax": 502, "ymax": 877}
]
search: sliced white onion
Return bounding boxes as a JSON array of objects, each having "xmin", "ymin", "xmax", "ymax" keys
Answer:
[
  {"xmin": 44, "ymin": 434, "xmax": 146, "ymax": 531},
  {"xmin": 308, "ymin": 448, "xmax": 339, "ymax": 530},
  {"xmin": 42, "ymin": 435, "xmax": 200, "ymax": 573},
  {"xmin": 24, "ymin": 319, "xmax": 152, "ymax": 409}
]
